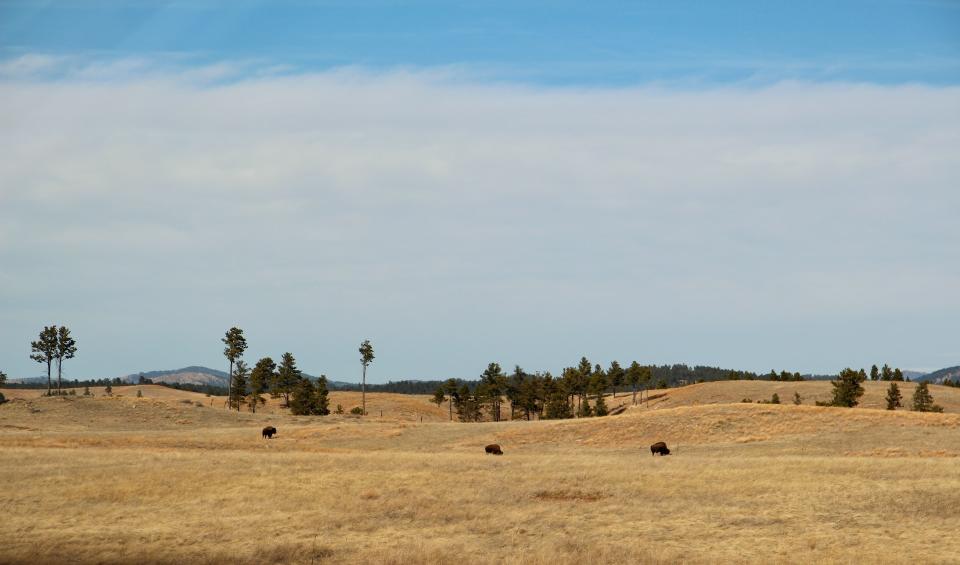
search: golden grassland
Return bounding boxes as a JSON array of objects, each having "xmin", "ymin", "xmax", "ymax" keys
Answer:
[{"xmin": 2, "ymin": 382, "xmax": 960, "ymax": 564}]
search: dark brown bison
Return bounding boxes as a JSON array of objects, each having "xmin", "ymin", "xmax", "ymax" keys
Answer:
[
  {"xmin": 262, "ymin": 426, "xmax": 277, "ymax": 439},
  {"xmin": 485, "ymin": 444, "xmax": 503, "ymax": 455},
  {"xmin": 650, "ymin": 441, "xmax": 670, "ymax": 456}
]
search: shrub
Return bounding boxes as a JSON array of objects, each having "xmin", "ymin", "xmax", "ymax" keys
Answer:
[
  {"xmin": 136, "ymin": 389, "xmax": 143, "ymax": 398},
  {"xmin": 793, "ymin": 392, "xmax": 802, "ymax": 405},
  {"xmin": 885, "ymin": 382, "xmax": 902, "ymax": 410},
  {"xmin": 335, "ymin": 404, "xmax": 344, "ymax": 414},
  {"xmin": 69, "ymin": 389, "xmax": 77, "ymax": 396},
  {"xmin": 741, "ymin": 398, "xmax": 752, "ymax": 403},
  {"xmin": 594, "ymin": 394, "xmax": 609, "ymax": 416},
  {"xmin": 0, "ymin": 392, "xmax": 6, "ymax": 404},
  {"xmin": 350, "ymin": 406, "xmax": 364, "ymax": 415},
  {"xmin": 771, "ymin": 393, "xmax": 780, "ymax": 404},
  {"xmin": 911, "ymin": 382, "xmax": 936, "ymax": 412}
]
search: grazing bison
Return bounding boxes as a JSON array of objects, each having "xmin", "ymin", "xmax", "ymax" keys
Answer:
[
  {"xmin": 650, "ymin": 441, "xmax": 670, "ymax": 456},
  {"xmin": 485, "ymin": 444, "xmax": 503, "ymax": 455},
  {"xmin": 262, "ymin": 426, "xmax": 277, "ymax": 439}
]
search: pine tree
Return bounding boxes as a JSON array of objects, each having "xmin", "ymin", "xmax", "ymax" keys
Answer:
[
  {"xmin": 249, "ymin": 357, "xmax": 275, "ymax": 413},
  {"xmin": 222, "ymin": 327, "xmax": 247, "ymax": 407},
  {"xmin": 83, "ymin": 385, "xmax": 91, "ymax": 396},
  {"xmin": 594, "ymin": 393, "xmax": 609, "ymax": 416},
  {"xmin": 626, "ymin": 361, "xmax": 643, "ymax": 404},
  {"xmin": 104, "ymin": 384, "xmax": 113, "ymax": 396},
  {"xmin": 230, "ymin": 360, "xmax": 249, "ymax": 411},
  {"xmin": 0, "ymin": 370, "xmax": 6, "ymax": 388},
  {"xmin": 480, "ymin": 362, "xmax": 506, "ymax": 422},
  {"xmin": 893, "ymin": 368, "xmax": 904, "ymax": 382},
  {"xmin": 136, "ymin": 389, "xmax": 143, "ymax": 398},
  {"xmin": 870, "ymin": 364, "xmax": 880, "ymax": 381},
  {"xmin": 276, "ymin": 352, "xmax": 302, "ymax": 407},
  {"xmin": 771, "ymin": 393, "xmax": 780, "ymax": 404},
  {"xmin": 289, "ymin": 378, "xmax": 315, "ymax": 415},
  {"xmin": 577, "ymin": 397, "xmax": 593, "ymax": 417},
  {"xmin": 881, "ymin": 364, "xmax": 893, "ymax": 381},
  {"xmin": 544, "ymin": 389, "xmax": 573, "ymax": 419},
  {"xmin": 359, "ymin": 339, "xmax": 375, "ymax": 417},
  {"xmin": 607, "ymin": 360, "xmax": 624, "ymax": 398},
  {"xmin": 30, "ymin": 325, "xmax": 58, "ymax": 396},
  {"xmin": 885, "ymin": 382, "xmax": 902, "ymax": 410},
  {"xmin": 793, "ymin": 391, "xmax": 802, "ymax": 405},
  {"xmin": 829, "ymin": 368, "xmax": 865, "ymax": 407},
  {"xmin": 432, "ymin": 387, "xmax": 446, "ymax": 408},
  {"xmin": 911, "ymin": 382, "xmax": 937, "ymax": 412},
  {"xmin": 54, "ymin": 326, "xmax": 77, "ymax": 396},
  {"xmin": 314, "ymin": 375, "xmax": 331, "ymax": 416}
]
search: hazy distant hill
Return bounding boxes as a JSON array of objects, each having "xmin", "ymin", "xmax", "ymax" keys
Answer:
[
  {"xmin": 919, "ymin": 366, "xmax": 960, "ymax": 384},
  {"xmin": 122, "ymin": 366, "xmax": 230, "ymax": 387}
]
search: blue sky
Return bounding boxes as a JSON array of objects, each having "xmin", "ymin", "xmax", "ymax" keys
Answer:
[
  {"xmin": 0, "ymin": 1, "xmax": 958, "ymax": 382},
  {"xmin": 2, "ymin": 0, "xmax": 959, "ymax": 84}
]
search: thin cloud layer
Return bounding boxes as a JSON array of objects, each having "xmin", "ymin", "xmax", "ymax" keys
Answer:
[{"xmin": 1, "ymin": 62, "xmax": 958, "ymax": 379}]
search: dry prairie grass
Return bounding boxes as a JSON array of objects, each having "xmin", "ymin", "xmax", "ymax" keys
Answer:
[{"xmin": 2, "ymin": 383, "xmax": 960, "ymax": 564}]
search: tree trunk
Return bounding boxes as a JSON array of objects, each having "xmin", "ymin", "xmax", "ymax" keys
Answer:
[
  {"xmin": 46, "ymin": 360, "xmax": 52, "ymax": 396},
  {"xmin": 228, "ymin": 360, "xmax": 234, "ymax": 410},
  {"xmin": 56, "ymin": 358, "xmax": 62, "ymax": 395},
  {"xmin": 632, "ymin": 385, "xmax": 637, "ymax": 405},
  {"xmin": 448, "ymin": 398, "xmax": 452, "ymax": 421},
  {"xmin": 362, "ymin": 364, "xmax": 367, "ymax": 416}
]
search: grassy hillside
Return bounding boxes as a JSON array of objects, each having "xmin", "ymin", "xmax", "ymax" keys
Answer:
[{"xmin": 2, "ymin": 382, "xmax": 960, "ymax": 564}]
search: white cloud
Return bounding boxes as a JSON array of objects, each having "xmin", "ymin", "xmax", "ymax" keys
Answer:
[{"xmin": 1, "ymin": 63, "xmax": 958, "ymax": 378}]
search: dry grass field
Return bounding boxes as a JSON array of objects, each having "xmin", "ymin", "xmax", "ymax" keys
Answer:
[{"xmin": 2, "ymin": 382, "xmax": 960, "ymax": 564}]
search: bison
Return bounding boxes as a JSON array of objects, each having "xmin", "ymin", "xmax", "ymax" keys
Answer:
[
  {"xmin": 262, "ymin": 426, "xmax": 277, "ymax": 439},
  {"xmin": 485, "ymin": 443, "xmax": 503, "ymax": 455},
  {"xmin": 650, "ymin": 441, "xmax": 670, "ymax": 456}
]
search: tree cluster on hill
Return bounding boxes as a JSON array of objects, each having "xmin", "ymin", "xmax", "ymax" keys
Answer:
[
  {"xmin": 868, "ymin": 364, "xmax": 905, "ymax": 382},
  {"xmin": 29, "ymin": 325, "xmax": 78, "ymax": 396}
]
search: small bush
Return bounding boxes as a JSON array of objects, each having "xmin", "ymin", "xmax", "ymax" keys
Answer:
[
  {"xmin": 136, "ymin": 389, "xmax": 143, "ymax": 398},
  {"xmin": 0, "ymin": 392, "xmax": 6, "ymax": 404},
  {"xmin": 69, "ymin": 389, "xmax": 77, "ymax": 396},
  {"xmin": 741, "ymin": 398, "xmax": 752, "ymax": 403},
  {"xmin": 335, "ymin": 404, "xmax": 344, "ymax": 414},
  {"xmin": 793, "ymin": 392, "xmax": 802, "ymax": 405},
  {"xmin": 350, "ymin": 406, "xmax": 364, "ymax": 415},
  {"xmin": 771, "ymin": 393, "xmax": 780, "ymax": 404}
]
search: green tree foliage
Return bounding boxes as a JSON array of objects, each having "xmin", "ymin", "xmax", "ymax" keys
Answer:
[
  {"xmin": 54, "ymin": 326, "xmax": 77, "ymax": 396},
  {"xmin": 30, "ymin": 325, "xmax": 58, "ymax": 396},
  {"xmin": 359, "ymin": 339, "xmax": 375, "ymax": 417},
  {"xmin": 594, "ymin": 392, "xmax": 609, "ymax": 416},
  {"xmin": 104, "ymin": 384, "xmax": 113, "ymax": 396},
  {"xmin": 222, "ymin": 327, "xmax": 247, "ymax": 407},
  {"xmin": 275, "ymin": 352, "xmax": 302, "ymax": 407},
  {"xmin": 443, "ymin": 378, "xmax": 458, "ymax": 421},
  {"xmin": 870, "ymin": 364, "xmax": 880, "ymax": 381},
  {"xmin": 229, "ymin": 360, "xmax": 249, "ymax": 411},
  {"xmin": 83, "ymin": 386, "xmax": 91, "ymax": 396},
  {"xmin": 828, "ymin": 368, "xmax": 866, "ymax": 407},
  {"xmin": 479, "ymin": 362, "xmax": 507, "ymax": 422},
  {"xmin": 432, "ymin": 386, "xmax": 446, "ymax": 408},
  {"xmin": 885, "ymin": 382, "xmax": 902, "ymax": 410},
  {"xmin": 0, "ymin": 370, "xmax": 6, "ymax": 387},
  {"xmin": 881, "ymin": 364, "xmax": 893, "ymax": 381},
  {"xmin": 607, "ymin": 360, "xmax": 624, "ymax": 398},
  {"xmin": 625, "ymin": 361, "xmax": 646, "ymax": 404},
  {"xmin": 248, "ymin": 357, "xmax": 275, "ymax": 413},
  {"xmin": 454, "ymin": 384, "xmax": 482, "ymax": 422},
  {"xmin": 289, "ymin": 376, "xmax": 331, "ymax": 416},
  {"xmin": 910, "ymin": 382, "xmax": 942, "ymax": 412},
  {"xmin": 893, "ymin": 368, "xmax": 904, "ymax": 382}
]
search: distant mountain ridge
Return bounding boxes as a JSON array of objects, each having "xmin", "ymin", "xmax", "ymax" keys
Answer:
[{"xmin": 919, "ymin": 366, "xmax": 960, "ymax": 384}]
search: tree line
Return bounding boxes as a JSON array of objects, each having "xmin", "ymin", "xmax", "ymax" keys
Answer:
[
  {"xmin": 822, "ymin": 367, "xmax": 942, "ymax": 412},
  {"xmin": 221, "ymin": 327, "xmax": 375, "ymax": 416}
]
